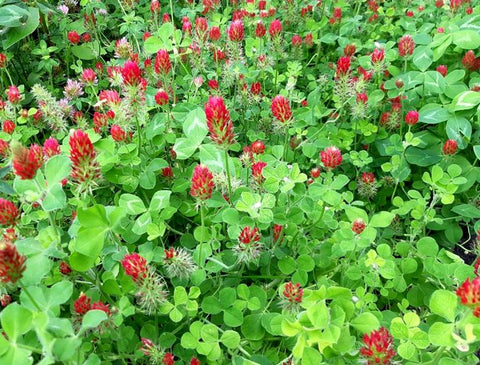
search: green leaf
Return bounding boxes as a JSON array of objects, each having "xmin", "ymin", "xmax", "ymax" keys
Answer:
[
  {"xmin": 149, "ymin": 190, "xmax": 171, "ymax": 212},
  {"xmin": 74, "ymin": 226, "xmax": 105, "ymax": 258},
  {"xmin": 451, "ymin": 204, "xmax": 480, "ymax": 218},
  {"xmin": 201, "ymin": 324, "xmax": 219, "ymax": 342},
  {"xmin": 369, "ymin": 211, "xmax": 395, "ymax": 228},
  {"xmin": 397, "ymin": 342, "xmax": 416, "ymax": 360},
  {"xmin": 446, "ymin": 116, "xmax": 471, "ymax": 149},
  {"xmin": 241, "ymin": 314, "xmax": 265, "ymax": 340},
  {"xmin": 306, "ymin": 301, "xmax": 329, "ymax": 329},
  {"xmin": 412, "ymin": 46, "xmax": 433, "ymax": 72},
  {"xmin": 1, "ymin": 303, "xmax": 32, "ymax": 340},
  {"xmin": 278, "ymin": 257, "xmax": 296, "ymax": 274},
  {"xmin": 174, "ymin": 286, "xmax": 188, "ymax": 305},
  {"xmin": 405, "ymin": 147, "xmax": 442, "ymax": 167},
  {"xmin": 119, "ymin": 194, "xmax": 146, "ymax": 215},
  {"xmin": 201, "ymin": 296, "xmax": 223, "ymax": 314},
  {"xmin": 0, "ymin": 5, "xmax": 30, "ymax": 27},
  {"xmin": 302, "ymin": 347, "xmax": 323, "ymax": 364},
  {"xmin": 3, "ymin": 8, "xmax": 39, "ymax": 49},
  {"xmin": 71, "ymin": 44, "xmax": 97, "ymax": 60},
  {"xmin": 42, "ymin": 183, "xmax": 66, "ymax": 212},
  {"xmin": 81, "ymin": 310, "xmax": 108, "ymax": 330},
  {"xmin": 351, "ymin": 312, "xmax": 380, "ymax": 333},
  {"xmin": 423, "ymin": 71, "xmax": 445, "ymax": 94},
  {"xmin": 452, "ymin": 30, "xmax": 480, "ymax": 49},
  {"xmin": 77, "ymin": 205, "xmax": 109, "ymax": 228},
  {"xmin": 419, "ymin": 104, "xmax": 450, "ymax": 124},
  {"xmin": 199, "ymin": 144, "xmax": 225, "ymax": 173},
  {"xmin": 183, "ymin": 108, "xmax": 208, "ymax": 143},
  {"xmin": 220, "ymin": 330, "xmax": 241, "ymax": 349},
  {"xmin": 451, "ymin": 91, "xmax": 480, "ymax": 111},
  {"xmin": 428, "ymin": 322, "xmax": 454, "ymax": 346},
  {"xmin": 429, "ymin": 290, "xmax": 457, "ymax": 322}
]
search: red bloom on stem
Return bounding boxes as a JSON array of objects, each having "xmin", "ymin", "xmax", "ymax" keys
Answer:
[
  {"xmin": 204, "ymin": 96, "xmax": 235, "ymax": 147},
  {"xmin": 91, "ymin": 301, "xmax": 111, "ymax": 316},
  {"xmin": 360, "ymin": 327, "xmax": 396, "ymax": 365},
  {"xmin": 12, "ymin": 144, "xmax": 43, "ymax": 180},
  {"xmin": 283, "ymin": 282, "xmax": 303, "ymax": 303},
  {"xmin": 67, "ymin": 31, "xmax": 80, "ymax": 44},
  {"xmin": 1, "ymin": 294, "xmax": 11, "ymax": 307},
  {"xmin": 356, "ymin": 93, "xmax": 368, "ymax": 104},
  {"xmin": 81, "ymin": 68, "xmax": 96, "ymax": 84},
  {"xmin": 110, "ymin": 125, "xmax": 126, "ymax": 142},
  {"xmin": 155, "ymin": 90, "xmax": 169, "ymax": 106},
  {"xmin": 43, "ymin": 137, "xmax": 60, "ymax": 158},
  {"xmin": 457, "ymin": 277, "xmax": 480, "ymax": 317},
  {"xmin": 227, "ymin": 20, "xmax": 244, "ymax": 42},
  {"xmin": 208, "ymin": 79, "xmax": 219, "ymax": 90},
  {"xmin": 209, "ymin": 26, "xmax": 221, "ymax": 41},
  {"xmin": 371, "ymin": 48, "xmax": 384, "ymax": 64},
  {"xmin": 0, "ymin": 53, "xmax": 6, "ymax": 68},
  {"xmin": 442, "ymin": 139, "xmax": 457, "ymax": 155},
  {"xmin": 304, "ymin": 33, "xmax": 313, "ymax": 47},
  {"xmin": 336, "ymin": 56, "xmax": 351, "ymax": 78},
  {"xmin": 74, "ymin": 293, "xmax": 91, "ymax": 315},
  {"xmin": 271, "ymin": 95, "xmax": 292, "ymax": 123},
  {"xmin": 190, "ymin": 358, "xmax": 201, "ymax": 365},
  {"xmin": 352, "ymin": 218, "xmax": 366, "ymax": 234},
  {"xmin": 0, "ymin": 242, "xmax": 25, "ymax": 284},
  {"xmin": 436, "ymin": 65, "xmax": 448, "ymax": 77},
  {"xmin": 343, "ymin": 44, "xmax": 356, "ymax": 57},
  {"xmin": 3, "ymin": 120, "xmax": 15, "ymax": 134},
  {"xmin": 122, "ymin": 253, "xmax": 148, "ymax": 284},
  {"xmin": 251, "ymin": 140, "xmax": 265, "ymax": 154},
  {"xmin": 291, "ymin": 35, "xmax": 302, "ymax": 47},
  {"xmin": 252, "ymin": 161, "xmax": 267, "ymax": 183},
  {"xmin": 59, "ymin": 261, "xmax": 72, "ymax": 275},
  {"xmin": 7, "ymin": 86, "xmax": 21, "ymax": 104},
  {"xmin": 162, "ymin": 166, "xmax": 173, "ymax": 179},
  {"xmin": 250, "ymin": 82, "xmax": 261, "ymax": 95},
  {"xmin": 362, "ymin": 172, "xmax": 375, "ymax": 184},
  {"xmin": 273, "ymin": 224, "xmax": 283, "ymax": 242},
  {"xmin": 255, "ymin": 21, "xmax": 266, "ymax": 38},
  {"xmin": 268, "ymin": 19, "xmax": 282, "ymax": 38},
  {"xmin": 310, "ymin": 167, "xmax": 321, "ymax": 178},
  {"xmin": 462, "ymin": 51, "xmax": 478, "ymax": 71},
  {"xmin": 435, "ymin": 0, "xmax": 444, "ymax": 7},
  {"xmin": 150, "ymin": 0, "xmax": 160, "ymax": 13},
  {"xmin": 190, "ymin": 164, "xmax": 214, "ymax": 201},
  {"xmin": 121, "ymin": 60, "xmax": 142, "ymax": 86},
  {"xmin": 0, "ymin": 139, "xmax": 9, "ymax": 158},
  {"xmin": 405, "ymin": 110, "xmax": 419, "ymax": 126},
  {"xmin": 0, "ymin": 199, "xmax": 19, "ymax": 227},
  {"xmin": 154, "ymin": 50, "xmax": 172, "ymax": 75},
  {"xmin": 69, "ymin": 130, "xmax": 101, "ymax": 183},
  {"xmin": 320, "ymin": 146, "xmax": 342, "ymax": 170},
  {"xmin": 239, "ymin": 226, "xmax": 261, "ymax": 245},
  {"xmin": 398, "ymin": 35, "xmax": 415, "ymax": 57},
  {"xmin": 162, "ymin": 353, "xmax": 175, "ymax": 365}
]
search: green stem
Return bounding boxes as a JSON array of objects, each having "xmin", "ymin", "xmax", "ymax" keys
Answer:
[
  {"xmin": 429, "ymin": 346, "xmax": 445, "ymax": 364},
  {"xmin": 283, "ymin": 129, "xmax": 289, "ymax": 161},
  {"xmin": 135, "ymin": 115, "xmax": 141, "ymax": 155},
  {"xmin": 17, "ymin": 343, "xmax": 43, "ymax": 354},
  {"xmin": 224, "ymin": 149, "xmax": 232, "ymax": 199},
  {"xmin": 20, "ymin": 281, "xmax": 42, "ymax": 312}
]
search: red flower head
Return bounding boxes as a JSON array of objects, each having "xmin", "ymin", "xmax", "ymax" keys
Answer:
[
  {"xmin": 43, "ymin": 137, "xmax": 60, "ymax": 158},
  {"xmin": 190, "ymin": 164, "xmax": 214, "ymax": 201},
  {"xmin": 255, "ymin": 21, "xmax": 266, "ymax": 38},
  {"xmin": 435, "ymin": 0, "xmax": 444, "ymax": 7},
  {"xmin": 336, "ymin": 56, "xmax": 351, "ymax": 78},
  {"xmin": 320, "ymin": 146, "xmax": 342, "ymax": 170},
  {"xmin": 82, "ymin": 33, "xmax": 91, "ymax": 42},
  {"xmin": 81, "ymin": 68, "xmax": 96, "ymax": 84},
  {"xmin": 450, "ymin": 0, "xmax": 461, "ymax": 12},
  {"xmin": 99, "ymin": 90, "xmax": 120, "ymax": 106},
  {"xmin": 0, "ymin": 242, "xmax": 25, "ymax": 284},
  {"xmin": 155, "ymin": 90, "xmax": 169, "ymax": 106},
  {"xmin": 12, "ymin": 144, "xmax": 43, "ymax": 180},
  {"xmin": 291, "ymin": 35, "xmax": 302, "ymax": 47},
  {"xmin": 0, "ymin": 139, "xmax": 9, "ymax": 159},
  {"xmin": 59, "ymin": 261, "xmax": 72, "ymax": 275},
  {"xmin": 227, "ymin": 20, "xmax": 244, "ymax": 42},
  {"xmin": 0, "ymin": 294, "xmax": 11, "ymax": 307},
  {"xmin": 0, "ymin": 54, "xmax": 6, "ymax": 68},
  {"xmin": 442, "ymin": 139, "xmax": 457, "ymax": 155},
  {"xmin": 271, "ymin": 95, "xmax": 292, "ymax": 124},
  {"xmin": 74, "ymin": 293, "xmax": 91, "ymax": 315},
  {"xmin": 250, "ymin": 82, "xmax": 261, "ymax": 95},
  {"xmin": 163, "ymin": 353, "xmax": 175, "ymax": 365},
  {"xmin": 190, "ymin": 358, "xmax": 201, "ymax": 365},
  {"xmin": 121, "ymin": 60, "xmax": 142, "ymax": 86},
  {"xmin": 7, "ymin": 86, "xmax": 21, "ymax": 104},
  {"xmin": 154, "ymin": 50, "xmax": 172, "ymax": 75},
  {"xmin": 304, "ymin": 33, "xmax": 313, "ymax": 47},
  {"xmin": 150, "ymin": 0, "xmax": 160, "ymax": 13},
  {"xmin": 67, "ymin": 31, "xmax": 80, "ymax": 44},
  {"xmin": 371, "ymin": 48, "xmax": 384, "ymax": 64},
  {"xmin": 360, "ymin": 327, "xmax": 396, "ymax": 365},
  {"xmin": 466, "ymin": 7, "xmax": 473, "ymax": 15},
  {"xmin": 457, "ymin": 277, "xmax": 480, "ymax": 316},
  {"xmin": 268, "ymin": 19, "xmax": 282, "ymax": 38},
  {"xmin": 208, "ymin": 79, "xmax": 219, "ymax": 90},
  {"xmin": 252, "ymin": 161, "xmax": 267, "ymax": 183},
  {"xmin": 343, "ymin": 44, "xmax": 356, "ymax": 57},
  {"xmin": 239, "ymin": 226, "xmax": 261, "ymax": 245},
  {"xmin": 405, "ymin": 110, "xmax": 419, "ymax": 126},
  {"xmin": 110, "ymin": 125, "xmax": 126, "ymax": 142},
  {"xmin": 273, "ymin": 224, "xmax": 283, "ymax": 242},
  {"xmin": 352, "ymin": 218, "xmax": 366, "ymax": 234},
  {"xmin": 462, "ymin": 51, "xmax": 478, "ymax": 71},
  {"xmin": 204, "ymin": 96, "xmax": 235, "ymax": 147},
  {"xmin": 436, "ymin": 65, "xmax": 448, "ymax": 77},
  {"xmin": 251, "ymin": 140, "xmax": 265, "ymax": 154},
  {"xmin": 162, "ymin": 13, "xmax": 171, "ymax": 23},
  {"xmin": 91, "ymin": 301, "xmax": 111, "ymax": 316},
  {"xmin": 310, "ymin": 167, "xmax": 321, "ymax": 178},
  {"xmin": 398, "ymin": 35, "xmax": 415, "ymax": 57},
  {"xmin": 0, "ymin": 199, "xmax": 19, "ymax": 227},
  {"xmin": 68, "ymin": 130, "xmax": 100, "ymax": 183},
  {"xmin": 209, "ymin": 26, "xmax": 221, "ymax": 41},
  {"xmin": 362, "ymin": 172, "xmax": 375, "ymax": 184},
  {"xmin": 122, "ymin": 253, "xmax": 148, "ymax": 284},
  {"xmin": 3, "ymin": 120, "xmax": 15, "ymax": 134},
  {"xmin": 162, "ymin": 166, "xmax": 173, "ymax": 179},
  {"xmin": 356, "ymin": 93, "xmax": 368, "ymax": 104},
  {"xmin": 333, "ymin": 7, "xmax": 342, "ymax": 19},
  {"xmin": 283, "ymin": 282, "xmax": 303, "ymax": 303}
]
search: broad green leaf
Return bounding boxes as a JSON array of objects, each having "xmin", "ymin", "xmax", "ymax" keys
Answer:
[
  {"xmin": 428, "ymin": 322, "xmax": 454, "ymax": 346},
  {"xmin": 429, "ymin": 290, "xmax": 457, "ymax": 322},
  {"xmin": 351, "ymin": 312, "xmax": 380, "ymax": 333},
  {"xmin": 149, "ymin": 190, "xmax": 171, "ymax": 212},
  {"xmin": 1, "ymin": 303, "xmax": 32, "ymax": 340},
  {"xmin": 74, "ymin": 226, "xmax": 106, "ymax": 258},
  {"xmin": 451, "ymin": 91, "xmax": 480, "ymax": 111},
  {"xmin": 220, "ymin": 330, "xmax": 241, "ymax": 349},
  {"xmin": 369, "ymin": 211, "xmax": 395, "ymax": 228},
  {"xmin": 119, "ymin": 194, "xmax": 146, "ymax": 215},
  {"xmin": 452, "ymin": 30, "xmax": 480, "ymax": 49},
  {"xmin": 412, "ymin": 46, "xmax": 433, "ymax": 72},
  {"xmin": 3, "ymin": 8, "xmax": 39, "ymax": 49},
  {"xmin": 419, "ymin": 104, "xmax": 450, "ymax": 124},
  {"xmin": 241, "ymin": 314, "xmax": 265, "ymax": 340},
  {"xmin": 81, "ymin": 310, "xmax": 108, "ymax": 330}
]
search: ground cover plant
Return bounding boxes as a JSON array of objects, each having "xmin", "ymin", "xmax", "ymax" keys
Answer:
[{"xmin": 0, "ymin": 0, "xmax": 480, "ymax": 364}]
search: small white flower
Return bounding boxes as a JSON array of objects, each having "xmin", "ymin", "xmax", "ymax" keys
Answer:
[{"xmin": 252, "ymin": 202, "xmax": 262, "ymax": 210}]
